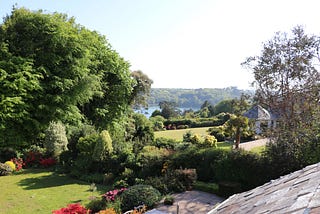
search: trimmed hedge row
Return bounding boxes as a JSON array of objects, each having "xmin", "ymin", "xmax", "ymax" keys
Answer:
[{"xmin": 164, "ymin": 117, "xmax": 228, "ymax": 129}]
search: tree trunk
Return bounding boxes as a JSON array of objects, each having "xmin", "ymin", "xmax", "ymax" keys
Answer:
[{"xmin": 235, "ymin": 127, "xmax": 241, "ymax": 149}]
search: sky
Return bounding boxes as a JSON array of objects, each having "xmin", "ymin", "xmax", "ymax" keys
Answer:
[{"xmin": 1, "ymin": 0, "xmax": 320, "ymax": 89}]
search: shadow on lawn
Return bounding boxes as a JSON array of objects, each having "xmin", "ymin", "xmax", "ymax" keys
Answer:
[
  {"xmin": 18, "ymin": 174, "xmax": 79, "ymax": 189},
  {"xmin": 17, "ymin": 169, "xmax": 106, "ymax": 193}
]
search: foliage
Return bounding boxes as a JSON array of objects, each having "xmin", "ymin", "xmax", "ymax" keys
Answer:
[
  {"xmin": 77, "ymin": 134, "xmax": 99, "ymax": 155},
  {"xmin": 183, "ymin": 131, "xmax": 193, "ymax": 142},
  {"xmin": 194, "ymin": 181, "xmax": 219, "ymax": 194},
  {"xmin": 24, "ymin": 151, "xmax": 44, "ymax": 168},
  {"xmin": 137, "ymin": 146, "xmax": 170, "ymax": 178},
  {"xmin": 207, "ymin": 126, "xmax": 227, "ymax": 142},
  {"xmin": 0, "ymin": 7, "xmax": 135, "ymax": 147},
  {"xmin": 86, "ymin": 198, "xmax": 107, "ymax": 214},
  {"xmin": 103, "ymin": 188, "xmax": 127, "ymax": 202},
  {"xmin": 173, "ymin": 168, "xmax": 197, "ymax": 191},
  {"xmin": 213, "ymin": 99, "xmax": 235, "ymax": 115},
  {"xmin": 144, "ymin": 176, "xmax": 169, "ymax": 195},
  {"xmin": 190, "ymin": 133, "xmax": 202, "ymax": 144},
  {"xmin": 44, "ymin": 121, "xmax": 68, "ymax": 157},
  {"xmin": 52, "ymin": 203, "xmax": 90, "ymax": 214},
  {"xmin": 243, "ymin": 26, "xmax": 320, "ymax": 176},
  {"xmin": 39, "ymin": 157, "xmax": 56, "ymax": 168},
  {"xmin": 0, "ymin": 162, "xmax": 13, "ymax": 176},
  {"xmin": 152, "ymin": 137, "xmax": 177, "ymax": 150},
  {"xmin": 164, "ymin": 117, "xmax": 226, "ymax": 129},
  {"xmin": 158, "ymin": 101, "xmax": 181, "ymax": 119},
  {"xmin": 11, "ymin": 158, "xmax": 24, "ymax": 171},
  {"xmin": 130, "ymin": 70, "xmax": 153, "ymax": 109},
  {"xmin": 203, "ymin": 135, "xmax": 218, "ymax": 148},
  {"xmin": 92, "ymin": 130, "xmax": 113, "ymax": 161},
  {"xmin": 0, "ymin": 147, "xmax": 18, "ymax": 162},
  {"xmin": 126, "ymin": 113, "xmax": 154, "ymax": 153},
  {"xmin": 224, "ymin": 114, "xmax": 250, "ymax": 149},
  {"xmin": 4, "ymin": 161, "xmax": 16, "ymax": 171},
  {"xmin": 120, "ymin": 184, "xmax": 161, "ymax": 212},
  {"xmin": 214, "ymin": 150, "xmax": 270, "ymax": 191},
  {"xmin": 149, "ymin": 115, "xmax": 165, "ymax": 131},
  {"xmin": 148, "ymin": 87, "xmax": 252, "ymax": 108},
  {"xmin": 163, "ymin": 195, "xmax": 174, "ymax": 205}
]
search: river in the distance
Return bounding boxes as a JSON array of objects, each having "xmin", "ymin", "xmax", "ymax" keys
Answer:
[{"xmin": 136, "ymin": 106, "xmax": 199, "ymax": 118}]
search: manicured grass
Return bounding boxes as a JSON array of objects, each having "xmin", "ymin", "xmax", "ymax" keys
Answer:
[
  {"xmin": 155, "ymin": 127, "xmax": 211, "ymax": 141},
  {"xmin": 0, "ymin": 169, "xmax": 108, "ymax": 214},
  {"xmin": 155, "ymin": 127, "xmax": 233, "ymax": 150}
]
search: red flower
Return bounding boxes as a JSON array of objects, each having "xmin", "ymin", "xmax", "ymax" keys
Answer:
[
  {"xmin": 11, "ymin": 158, "xmax": 25, "ymax": 171},
  {"xmin": 102, "ymin": 188, "xmax": 127, "ymax": 201},
  {"xmin": 39, "ymin": 157, "xmax": 56, "ymax": 168},
  {"xmin": 52, "ymin": 203, "xmax": 89, "ymax": 214}
]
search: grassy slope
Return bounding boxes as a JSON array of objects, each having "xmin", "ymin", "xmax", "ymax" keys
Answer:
[{"xmin": 0, "ymin": 169, "xmax": 107, "ymax": 214}]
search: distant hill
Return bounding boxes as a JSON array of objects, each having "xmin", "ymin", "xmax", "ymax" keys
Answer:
[{"xmin": 148, "ymin": 87, "xmax": 254, "ymax": 108}]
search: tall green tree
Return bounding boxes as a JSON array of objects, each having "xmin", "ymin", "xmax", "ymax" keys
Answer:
[
  {"xmin": 0, "ymin": 7, "xmax": 134, "ymax": 147},
  {"xmin": 243, "ymin": 26, "xmax": 320, "ymax": 174},
  {"xmin": 159, "ymin": 101, "xmax": 180, "ymax": 119},
  {"xmin": 130, "ymin": 70, "xmax": 153, "ymax": 109},
  {"xmin": 242, "ymin": 26, "xmax": 320, "ymax": 141}
]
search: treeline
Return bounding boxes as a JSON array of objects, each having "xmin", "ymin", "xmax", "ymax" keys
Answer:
[{"xmin": 148, "ymin": 87, "xmax": 253, "ymax": 108}]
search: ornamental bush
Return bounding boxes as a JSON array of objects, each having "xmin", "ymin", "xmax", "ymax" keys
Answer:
[
  {"xmin": 203, "ymin": 135, "xmax": 218, "ymax": 148},
  {"xmin": 5, "ymin": 161, "xmax": 16, "ymax": 171},
  {"xmin": 0, "ymin": 163, "xmax": 13, "ymax": 176},
  {"xmin": 44, "ymin": 121, "xmax": 68, "ymax": 157},
  {"xmin": 120, "ymin": 184, "xmax": 161, "ymax": 212}
]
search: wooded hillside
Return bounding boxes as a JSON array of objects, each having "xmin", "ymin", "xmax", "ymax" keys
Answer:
[{"xmin": 148, "ymin": 87, "xmax": 253, "ymax": 108}]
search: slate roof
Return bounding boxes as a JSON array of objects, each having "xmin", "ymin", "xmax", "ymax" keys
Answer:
[
  {"xmin": 243, "ymin": 105, "xmax": 271, "ymax": 120},
  {"xmin": 208, "ymin": 162, "xmax": 320, "ymax": 214}
]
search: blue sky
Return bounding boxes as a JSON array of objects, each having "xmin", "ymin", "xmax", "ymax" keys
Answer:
[{"xmin": 1, "ymin": 0, "xmax": 320, "ymax": 89}]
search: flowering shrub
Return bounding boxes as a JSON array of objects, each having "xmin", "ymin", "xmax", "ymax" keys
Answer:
[
  {"xmin": 0, "ymin": 163, "xmax": 13, "ymax": 176},
  {"xmin": 102, "ymin": 188, "xmax": 127, "ymax": 202},
  {"xmin": 39, "ymin": 157, "xmax": 56, "ymax": 168},
  {"xmin": 5, "ymin": 161, "xmax": 16, "ymax": 171},
  {"xmin": 11, "ymin": 158, "xmax": 24, "ymax": 171},
  {"xmin": 52, "ymin": 203, "xmax": 90, "ymax": 214},
  {"xmin": 24, "ymin": 151, "xmax": 43, "ymax": 168}
]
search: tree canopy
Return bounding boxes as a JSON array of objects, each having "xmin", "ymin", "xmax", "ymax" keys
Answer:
[
  {"xmin": 243, "ymin": 26, "xmax": 320, "ymax": 136},
  {"xmin": 0, "ymin": 8, "xmax": 136, "ymax": 146}
]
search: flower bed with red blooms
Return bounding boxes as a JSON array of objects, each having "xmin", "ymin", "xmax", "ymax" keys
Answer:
[
  {"xmin": 39, "ymin": 157, "xmax": 56, "ymax": 168},
  {"xmin": 102, "ymin": 188, "xmax": 127, "ymax": 202},
  {"xmin": 52, "ymin": 203, "xmax": 90, "ymax": 214},
  {"xmin": 11, "ymin": 158, "xmax": 24, "ymax": 171},
  {"xmin": 24, "ymin": 151, "xmax": 43, "ymax": 168}
]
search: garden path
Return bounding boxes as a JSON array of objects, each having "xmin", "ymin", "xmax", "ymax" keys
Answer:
[
  {"xmin": 146, "ymin": 190, "xmax": 224, "ymax": 214},
  {"xmin": 236, "ymin": 138, "xmax": 269, "ymax": 151}
]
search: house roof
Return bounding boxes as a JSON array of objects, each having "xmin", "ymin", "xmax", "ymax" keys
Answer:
[
  {"xmin": 208, "ymin": 162, "xmax": 320, "ymax": 214},
  {"xmin": 243, "ymin": 105, "xmax": 271, "ymax": 120}
]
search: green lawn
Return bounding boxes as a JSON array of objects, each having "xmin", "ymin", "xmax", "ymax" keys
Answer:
[
  {"xmin": 155, "ymin": 127, "xmax": 233, "ymax": 150},
  {"xmin": 155, "ymin": 127, "xmax": 212, "ymax": 141},
  {"xmin": 0, "ymin": 169, "xmax": 107, "ymax": 214}
]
